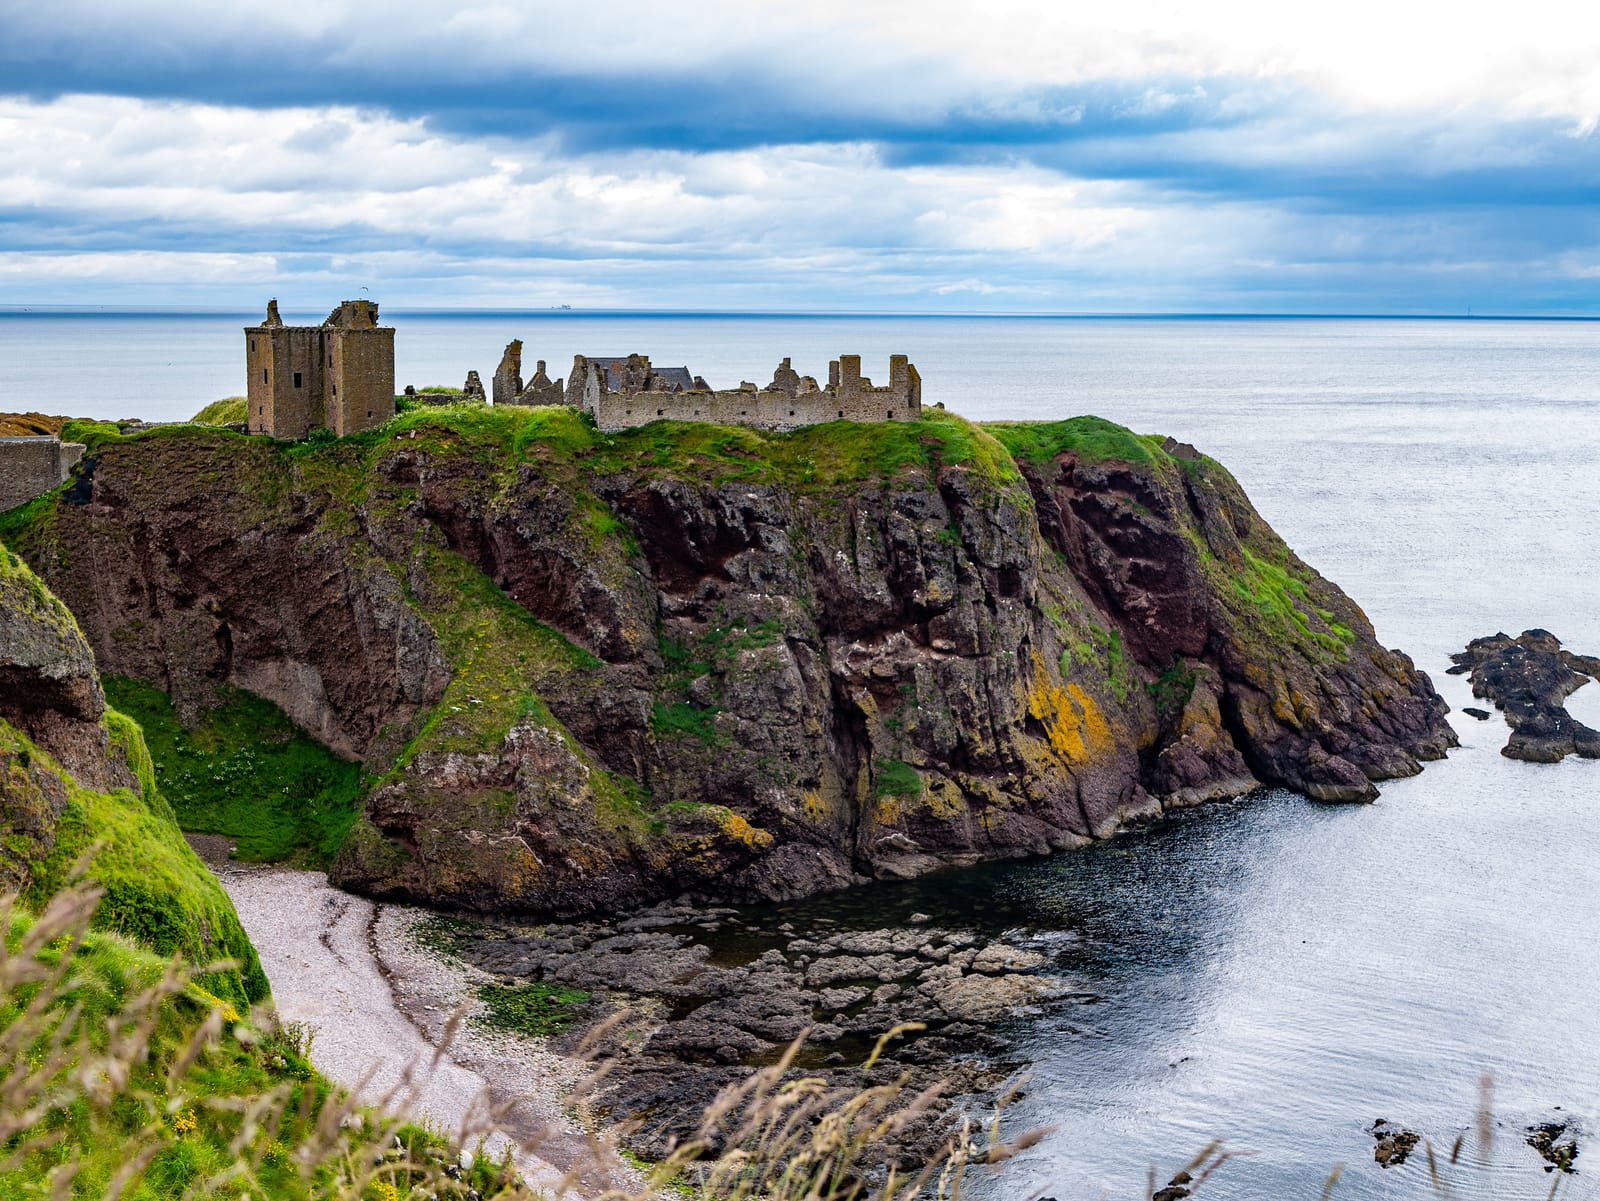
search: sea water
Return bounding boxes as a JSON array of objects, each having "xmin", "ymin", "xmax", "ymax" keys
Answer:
[{"xmin": 4, "ymin": 311, "xmax": 1599, "ymax": 1197}]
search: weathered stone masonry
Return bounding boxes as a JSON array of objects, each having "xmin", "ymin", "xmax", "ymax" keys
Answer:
[
  {"xmin": 561, "ymin": 351, "xmax": 921, "ymax": 432},
  {"xmin": 245, "ymin": 299, "xmax": 395, "ymax": 438},
  {"xmin": 0, "ymin": 437, "xmax": 86, "ymax": 512},
  {"xmin": 491, "ymin": 340, "xmax": 564, "ymax": 408}
]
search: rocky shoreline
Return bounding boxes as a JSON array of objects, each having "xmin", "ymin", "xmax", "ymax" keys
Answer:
[
  {"xmin": 199, "ymin": 823, "xmax": 1089, "ymax": 1183},
  {"xmin": 435, "ymin": 896, "xmax": 1089, "ymax": 1162}
]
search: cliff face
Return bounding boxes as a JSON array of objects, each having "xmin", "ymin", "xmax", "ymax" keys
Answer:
[
  {"xmin": 0, "ymin": 540, "xmax": 266, "ymax": 1004},
  {"xmin": 1, "ymin": 410, "xmax": 1455, "ymax": 915}
]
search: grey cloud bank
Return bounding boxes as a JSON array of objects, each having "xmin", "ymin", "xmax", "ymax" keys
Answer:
[{"xmin": 1, "ymin": 0, "xmax": 1598, "ymax": 311}]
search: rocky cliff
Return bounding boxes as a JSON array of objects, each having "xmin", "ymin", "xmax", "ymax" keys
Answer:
[
  {"xmin": 0, "ymin": 408, "xmax": 1455, "ymax": 916},
  {"xmin": 0, "ymin": 539, "xmax": 266, "ymax": 1004}
]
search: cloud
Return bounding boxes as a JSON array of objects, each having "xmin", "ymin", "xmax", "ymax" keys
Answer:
[{"xmin": 2, "ymin": 2, "xmax": 1600, "ymax": 310}]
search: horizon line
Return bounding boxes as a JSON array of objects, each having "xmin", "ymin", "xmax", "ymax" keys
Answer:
[{"xmin": 3, "ymin": 305, "xmax": 1600, "ymax": 322}]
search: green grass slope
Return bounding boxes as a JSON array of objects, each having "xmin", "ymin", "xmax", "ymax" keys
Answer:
[
  {"xmin": 104, "ymin": 676, "xmax": 365, "ymax": 865},
  {"xmin": 1, "ymin": 894, "xmax": 529, "ymax": 1200},
  {"xmin": 1, "ymin": 712, "xmax": 269, "ymax": 1009},
  {"xmin": 191, "ymin": 397, "xmax": 247, "ymax": 425}
]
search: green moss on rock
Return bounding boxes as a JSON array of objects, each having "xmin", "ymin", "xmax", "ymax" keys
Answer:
[
  {"xmin": 2, "ymin": 717, "xmax": 267, "ymax": 1007},
  {"xmin": 987, "ymin": 415, "xmax": 1171, "ymax": 466}
]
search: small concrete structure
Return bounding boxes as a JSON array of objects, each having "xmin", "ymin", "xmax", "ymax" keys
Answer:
[
  {"xmin": 245, "ymin": 299, "xmax": 396, "ymax": 438},
  {"xmin": 0, "ymin": 437, "xmax": 86, "ymax": 511}
]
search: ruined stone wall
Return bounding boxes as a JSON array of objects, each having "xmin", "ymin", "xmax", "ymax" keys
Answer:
[
  {"xmin": 493, "ymin": 341, "xmax": 523, "ymax": 407},
  {"xmin": 326, "ymin": 327, "xmax": 395, "ymax": 436},
  {"xmin": 592, "ymin": 386, "xmax": 843, "ymax": 431},
  {"xmin": 831, "ymin": 354, "xmax": 921, "ymax": 423},
  {"xmin": 0, "ymin": 438, "xmax": 85, "ymax": 512},
  {"xmin": 581, "ymin": 353, "xmax": 922, "ymax": 433}
]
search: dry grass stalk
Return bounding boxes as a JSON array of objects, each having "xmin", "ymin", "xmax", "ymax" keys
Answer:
[{"xmin": 2, "ymin": 879, "xmax": 1041, "ymax": 1200}]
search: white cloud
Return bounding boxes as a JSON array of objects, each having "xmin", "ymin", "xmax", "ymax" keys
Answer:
[{"xmin": 12, "ymin": 0, "xmax": 1600, "ymax": 123}]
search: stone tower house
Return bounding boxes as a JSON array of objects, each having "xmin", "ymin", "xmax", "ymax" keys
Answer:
[{"xmin": 245, "ymin": 299, "xmax": 396, "ymax": 438}]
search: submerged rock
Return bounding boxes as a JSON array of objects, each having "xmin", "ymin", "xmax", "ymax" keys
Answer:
[
  {"xmin": 1450, "ymin": 631, "xmax": 1600, "ymax": 763},
  {"xmin": 1370, "ymin": 1119, "xmax": 1421, "ymax": 1167},
  {"xmin": 1526, "ymin": 1120, "xmax": 1579, "ymax": 1173}
]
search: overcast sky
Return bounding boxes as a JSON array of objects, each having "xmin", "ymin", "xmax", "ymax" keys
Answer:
[{"xmin": 3, "ymin": 0, "xmax": 1599, "ymax": 312}]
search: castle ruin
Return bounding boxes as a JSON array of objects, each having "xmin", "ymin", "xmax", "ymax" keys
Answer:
[
  {"xmin": 491, "ymin": 340, "xmax": 564, "ymax": 407},
  {"xmin": 245, "ymin": 300, "xmax": 395, "ymax": 438},
  {"xmin": 563, "ymin": 352, "xmax": 920, "ymax": 432}
]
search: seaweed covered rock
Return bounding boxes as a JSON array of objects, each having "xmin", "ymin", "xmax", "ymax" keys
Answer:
[
  {"xmin": 3, "ymin": 408, "xmax": 1456, "ymax": 916},
  {"xmin": 1450, "ymin": 630, "xmax": 1600, "ymax": 762}
]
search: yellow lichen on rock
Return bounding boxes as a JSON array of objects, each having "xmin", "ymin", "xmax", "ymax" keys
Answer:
[
  {"xmin": 714, "ymin": 807, "xmax": 774, "ymax": 851},
  {"xmin": 920, "ymin": 773, "xmax": 968, "ymax": 819},
  {"xmin": 1026, "ymin": 652, "xmax": 1116, "ymax": 765}
]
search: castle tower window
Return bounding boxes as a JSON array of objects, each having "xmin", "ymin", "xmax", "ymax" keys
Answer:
[
  {"xmin": 293, "ymin": 372, "xmax": 303, "ymax": 388},
  {"xmin": 887, "ymin": 410, "xmax": 895, "ymax": 419},
  {"xmin": 249, "ymin": 339, "xmax": 255, "ymax": 351},
  {"xmin": 837, "ymin": 410, "xmax": 844, "ymax": 419},
  {"xmin": 262, "ymin": 369, "xmax": 268, "ymax": 385}
]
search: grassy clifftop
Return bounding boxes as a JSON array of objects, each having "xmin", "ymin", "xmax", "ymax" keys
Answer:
[{"xmin": 55, "ymin": 402, "xmax": 1023, "ymax": 494}]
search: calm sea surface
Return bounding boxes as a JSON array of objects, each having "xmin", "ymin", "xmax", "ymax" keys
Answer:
[{"xmin": 5, "ymin": 312, "xmax": 1599, "ymax": 1197}]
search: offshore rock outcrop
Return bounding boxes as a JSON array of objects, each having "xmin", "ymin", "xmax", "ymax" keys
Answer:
[
  {"xmin": 1449, "ymin": 630, "xmax": 1600, "ymax": 762},
  {"xmin": 1, "ymin": 410, "xmax": 1455, "ymax": 916}
]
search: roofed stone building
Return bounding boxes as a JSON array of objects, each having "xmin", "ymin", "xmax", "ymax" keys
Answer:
[{"xmin": 245, "ymin": 299, "xmax": 395, "ymax": 438}]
